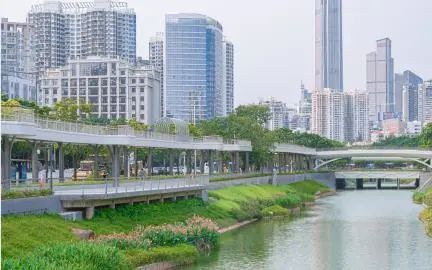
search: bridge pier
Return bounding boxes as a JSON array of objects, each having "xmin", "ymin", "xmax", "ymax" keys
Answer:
[
  {"xmin": 356, "ymin": 178, "xmax": 363, "ymax": 189},
  {"xmin": 169, "ymin": 151, "xmax": 174, "ymax": 175},
  {"xmin": 199, "ymin": 150, "xmax": 205, "ymax": 174},
  {"xmin": 85, "ymin": 206, "xmax": 95, "ymax": 220},
  {"xmin": 217, "ymin": 151, "xmax": 223, "ymax": 173},
  {"xmin": 377, "ymin": 178, "xmax": 382, "ymax": 189},
  {"xmin": 92, "ymin": 145, "xmax": 99, "ymax": 179},
  {"xmin": 108, "ymin": 145, "xmax": 121, "ymax": 187},
  {"xmin": 147, "ymin": 148, "xmax": 153, "ymax": 176},
  {"xmin": 244, "ymin": 151, "xmax": 250, "ymax": 173},
  {"xmin": 234, "ymin": 151, "xmax": 240, "ymax": 173}
]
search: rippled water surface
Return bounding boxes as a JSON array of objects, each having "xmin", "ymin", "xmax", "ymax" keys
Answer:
[{"xmin": 186, "ymin": 190, "xmax": 432, "ymax": 270}]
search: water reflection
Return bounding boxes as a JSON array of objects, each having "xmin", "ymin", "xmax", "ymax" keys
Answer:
[{"xmin": 186, "ymin": 190, "xmax": 432, "ymax": 270}]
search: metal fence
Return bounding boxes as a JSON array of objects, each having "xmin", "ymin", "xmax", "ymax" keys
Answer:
[{"xmin": 1, "ymin": 107, "xmax": 252, "ymax": 148}]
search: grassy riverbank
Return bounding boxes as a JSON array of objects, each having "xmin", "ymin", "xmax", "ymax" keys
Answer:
[
  {"xmin": 2, "ymin": 180, "xmax": 331, "ymax": 269},
  {"xmin": 413, "ymin": 188, "xmax": 432, "ymax": 237}
]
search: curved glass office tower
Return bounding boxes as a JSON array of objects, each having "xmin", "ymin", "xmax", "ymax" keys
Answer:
[{"xmin": 165, "ymin": 13, "xmax": 223, "ymax": 122}]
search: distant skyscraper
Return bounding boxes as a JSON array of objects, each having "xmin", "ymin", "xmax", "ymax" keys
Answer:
[
  {"xmin": 149, "ymin": 33, "xmax": 164, "ymax": 116},
  {"xmin": 165, "ymin": 13, "xmax": 224, "ymax": 122},
  {"xmin": 28, "ymin": 0, "xmax": 136, "ymax": 75},
  {"xmin": 298, "ymin": 82, "xmax": 312, "ymax": 131},
  {"xmin": 366, "ymin": 38, "xmax": 394, "ymax": 124},
  {"xmin": 315, "ymin": 0, "xmax": 343, "ymax": 91},
  {"xmin": 395, "ymin": 70, "xmax": 423, "ymax": 122},
  {"xmin": 1, "ymin": 18, "xmax": 36, "ymax": 100},
  {"xmin": 418, "ymin": 80, "xmax": 432, "ymax": 125},
  {"xmin": 223, "ymin": 39, "xmax": 234, "ymax": 115}
]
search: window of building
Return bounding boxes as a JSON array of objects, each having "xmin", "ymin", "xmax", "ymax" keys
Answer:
[
  {"xmin": 140, "ymin": 96, "xmax": 144, "ymax": 102},
  {"xmin": 79, "ymin": 62, "xmax": 107, "ymax": 76},
  {"xmin": 140, "ymin": 87, "xmax": 144, "ymax": 93}
]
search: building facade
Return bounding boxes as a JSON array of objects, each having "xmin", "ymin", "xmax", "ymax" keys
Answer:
[
  {"xmin": 366, "ymin": 38, "xmax": 394, "ymax": 125},
  {"xmin": 297, "ymin": 82, "xmax": 312, "ymax": 131},
  {"xmin": 149, "ymin": 32, "xmax": 164, "ymax": 116},
  {"xmin": 315, "ymin": 0, "xmax": 343, "ymax": 91},
  {"xmin": 312, "ymin": 88, "xmax": 369, "ymax": 142},
  {"xmin": 396, "ymin": 70, "xmax": 423, "ymax": 122},
  {"xmin": 165, "ymin": 13, "xmax": 224, "ymax": 123},
  {"xmin": 38, "ymin": 56, "xmax": 161, "ymax": 125},
  {"xmin": 28, "ymin": 0, "xmax": 136, "ymax": 74},
  {"xmin": 418, "ymin": 80, "xmax": 432, "ymax": 125},
  {"xmin": 1, "ymin": 18, "xmax": 36, "ymax": 100},
  {"xmin": 223, "ymin": 39, "xmax": 234, "ymax": 116}
]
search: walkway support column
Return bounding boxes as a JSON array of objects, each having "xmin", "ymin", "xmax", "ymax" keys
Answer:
[
  {"xmin": 199, "ymin": 150, "xmax": 205, "ymax": 174},
  {"xmin": 208, "ymin": 150, "xmax": 214, "ymax": 176},
  {"xmin": 218, "ymin": 151, "xmax": 223, "ymax": 173},
  {"xmin": 245, "ymin": 152, "xmax": 250, "ymax": 173},
  {"xmin": 234, "ymin": 152, "xmax": 240, "ymax": 173},
  {"xmin": 123, "ymin": 146, "xmax": 128, "ymax": 177},
  {"xmin": 93, "ymin": 145, "xmax": 99, "ymax": 179},
  {"xmin": 58, "ymin": 142, "xmax": 64, "ymax": 183},
  {"xmin": 1, "ymin": 136, "xmax": 15, "ymax": 190},
  {"xmin": 108, "ymin": 145, "xmax": 120, "ymax": 187},
  {"xmin": 169, "ymin": 151, "xmax": 174, "ymax": 176},
  {"xmin": 31, "ymin": 141, "xmax": 40, "ymax": 181},
  {"xmin": 147, "ymin": 148, "xmax": 153, "ymax": 176}
]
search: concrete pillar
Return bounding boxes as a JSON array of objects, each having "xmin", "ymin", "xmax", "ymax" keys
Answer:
[
  {"xmin": 245, "ymin": 152, "xmax": 250, "ymax": 173},
  {"xmin": 356, "ymin": 178, "xmax": 363, "ymax": 189},
  {"xmin": 58, "ymin": 142, "xmax": 64, "ymax": 183},
  {"xmin": 110, "ymin": 203, "xmax": 116, "ymax": 209},
  {"xmin": 397, "ymin": 178, "xmax": 400, "ymax": 190},
  {"xmin": 186, "ymin": 150, "xmax": 192, "ymax": 174},
  {"xmin": 234, "ymin": 152, "xmax": 240, "ymax": 173},
  {"xmin": 147, "ymin": 148, "xmax": 153, "ymax": 176},
  {"xmin": 218, "ymin": 151, "xmax": 223, "ymax": 173},
  {"xmin": 31, "ymin": 141, "xmax": 40, "ymax": 181},
  {"xmin": 85, "ymin": 206, "xmax": 95, "ymax": 220},
  {"xmin": 199, "ymin": 150, "xmax": 205, "ymax": 174},
  {"xmin": 377, "ymin": 178, "xmax": 382, "ymax": 189},
  {"xmin": 169, "ymin": 151, "xmax": 174, "ymax": 175},
  {"xmin": 123, "ymin": 146, "xmax": 128, "ymax": 177},
  {"xmin": 93, "ymin": 145, "xmax": 99, "ymax": 179},
  {"xmin": 109, "ymin": 145, "xmax": 120, "ymax": 187},
  {"xmin": 208, "ymin": 150, "xmax": 214, "ymax": 175},
  {"xmin": 1, "ymin": 136, "xmax": 15, "ymax": 190}
]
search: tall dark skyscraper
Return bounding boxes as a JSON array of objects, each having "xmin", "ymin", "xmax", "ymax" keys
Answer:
[{"xmin": 315, "ymin": 0, "xmax": 343, "ymax": 91}]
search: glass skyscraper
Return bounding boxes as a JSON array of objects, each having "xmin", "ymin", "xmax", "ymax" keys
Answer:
[
  {"xmin": 165, "ymin": 13, "xmax": 223, "ymax": 122},
  {"xmin": 315, "ymin": 0, "xmax": 343, "ymax": 91}
]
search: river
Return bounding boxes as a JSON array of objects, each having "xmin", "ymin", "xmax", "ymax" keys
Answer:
[{"xmin": 186, "ymin": 190, "xmax": 432, "ymax": 270}]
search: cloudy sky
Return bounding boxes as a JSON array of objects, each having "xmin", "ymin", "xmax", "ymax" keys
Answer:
[{"xmin": 2, "ymin": 0, "xmax": 431, "ymax": 107}]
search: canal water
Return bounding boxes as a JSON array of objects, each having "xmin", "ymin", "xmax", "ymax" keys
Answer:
[{"xmin": 186, "ymin": 190, "xmax": 432, "ymax": 270}]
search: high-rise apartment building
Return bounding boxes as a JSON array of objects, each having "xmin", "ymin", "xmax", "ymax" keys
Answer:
[
  {"xmin": 418, "ymin": 80, "xmax": 432, "ymax": 125},
  {"xmin": 28, "ymin": 0, "xmax": 136, "ymax": 74},
  {"xmin": 312, "ymin": 89, "xmax": 344, "ymax": 141},
  {"xmin": 223, "ymin": 39, "xmax": 234, "ymax": 116},
  {"xmin": 165, "ymin": 14, "xmax": 224, "ymax": 122},
  {"xmin": 315, "ymin": 0, "xmax": 343, "ymax": 91},
  {"xmin": 396, "ymin": 70, "xmax": 423, "ymax": 122},
  {"xmin": 38, "ymin": 56, "xmax": 161, "ymax": 125},
  {"xmin": 366, "ymin": 38, "xmax": 394, "ymax": 124},
  {"xmin": 149, "ymin": 33, "xmax": 164, "ymax": 116},
  {"xmin": 1, "ymin": 18, "xmax": 36, "ymax": 100},
  {"xmin": 312, "ymin": 89, "xmax": 369, "ymax": 142}
]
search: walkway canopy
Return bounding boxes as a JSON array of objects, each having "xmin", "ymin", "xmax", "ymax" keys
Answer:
[{"xmin": 153, "ymin": 117, "xmax": 189, "ymax": 136}]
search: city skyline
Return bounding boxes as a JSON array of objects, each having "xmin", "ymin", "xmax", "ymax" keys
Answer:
[{"xmin": 1, "ymin": 0, "xmax": 431, "ymax": 107}]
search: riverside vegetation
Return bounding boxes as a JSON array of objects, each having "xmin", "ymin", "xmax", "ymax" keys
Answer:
[
  {"xmin": 1, "ymin": 181, "xmax": 331, "ymax": 269},
  {"xmin": 413, "ymin": 187, "xmax": 432, "ymax": 237}
]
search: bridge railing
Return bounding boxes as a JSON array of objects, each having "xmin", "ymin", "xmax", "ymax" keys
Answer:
[
  {"xmin": 1, "ymin": 107, "xmax": 251, "ymax": 148},
  {"xmin": 315, "ymin": 146, "xmax": 432, "ymax": 151}
]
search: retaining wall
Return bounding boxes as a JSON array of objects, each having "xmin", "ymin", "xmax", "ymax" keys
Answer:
[
  {"xmin": 1, "ymin": 195, "xmax": 62, "ymax": 215},
  {"xmin": 207, "ymin": 172, "xmax": 335, "ymax": 190}
]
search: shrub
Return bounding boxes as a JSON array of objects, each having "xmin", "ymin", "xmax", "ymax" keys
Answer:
[
  {"xmin": 231, "ymin": 200, "xmax": 263, "ymax": 221},
  {"xmin": 97, "ymin": 216, "xmax": 219, "ymax": 252},
  {"xmin": 262, "ymin": 205, "xmax": 289, "ymax": 217},
  {"xmin": 413, "ymin": 191, "xmax": 425, "ymax": 204},
  {"xmin": 2, "ymin": 189, "xmax": 52, "ymax": 200},
  {"xmin": 424, "ymin": 192, "xmax": 432, "ymax": 207},
  {"xmin": 123, "ymin": 245, "xmax": 199, "ymax": 268},
  {"xmin": 276, "ymin": 193, "xmax": 302, "ymax": 209},
  {"xmin": 1, "ymin": 242, "xmax": 129, "ymax": 270}
]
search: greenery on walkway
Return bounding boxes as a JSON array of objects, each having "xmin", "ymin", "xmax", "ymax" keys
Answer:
[
  {"xmin": 1, "ymin": 189, "xmax": 52, "ymax": 200},
  {"xmin": 373, "ymin": 123, "xmax": 432, "ymax": 149},
  {"xmin": 1, "ymin": 180, "xmax": 331, "ymax": 269}
]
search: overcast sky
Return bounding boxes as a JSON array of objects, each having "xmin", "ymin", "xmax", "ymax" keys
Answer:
[{"xmin": 2, "ymin": 0, "xmax": 431, "ymax": 107}]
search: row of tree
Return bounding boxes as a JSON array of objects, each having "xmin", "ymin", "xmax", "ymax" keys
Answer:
[{"xmin": 372, "ymin": 123, "xmax": 432, "ymax": 148}]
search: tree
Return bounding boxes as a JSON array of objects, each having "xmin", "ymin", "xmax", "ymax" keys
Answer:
[
  {"xmin": 128, "ymin": 119, "xmax": 148, "ymax": 132},
  {"xmin": 420, "ymin": 123, "xmax": 432, "ymax": 148},
  {"xmin": 235, "ymin": 105, "xmax": 272, "ymax": 125},
  {"xmin": 52, "ymin": 98, "xmax": 92, "ymax": 121}
]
